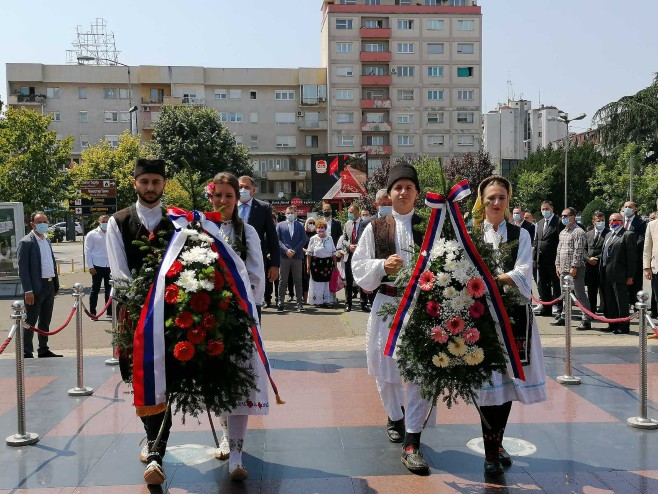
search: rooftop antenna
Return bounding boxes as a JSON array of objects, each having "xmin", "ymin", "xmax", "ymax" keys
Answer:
[
  {"xmin": 507, "ymin": 73, "xmax": 514, "ymax": 103},
  {"xmin": 66, "ymin": 18, "xmax": 120, "ymax": 64},
  {"xmin": 538, "ymin": 89, "xmax": 541, "ymax": 106}
]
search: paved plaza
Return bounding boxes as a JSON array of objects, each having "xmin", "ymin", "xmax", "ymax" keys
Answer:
[{"xmin": 1, "ymin": 265, "xmax": 658, "ymax": 493}]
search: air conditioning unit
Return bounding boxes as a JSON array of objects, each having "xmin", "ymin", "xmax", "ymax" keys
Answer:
[
  {"xmin": 318, "ymin": 97, "xmax": 326, "ymax": 102},
  {"xmin": 390, "ymin": 68, "xmax": 397, "ymax": 74},
  {"xmin": 297, "ymin": 111, "xmax": 304, "ymax": 117},
  {"xmin": 143, "ymin": 106, "xmax": 151, "ymax": 112}
]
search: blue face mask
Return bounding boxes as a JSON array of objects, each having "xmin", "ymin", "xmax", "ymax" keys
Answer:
[
  {"xmin": 624, "ymin": 207, "xmax": 634, "ymax": 217},
  {"xmin": 542, "ymin": 210, "xmax": 552, "ymax": 219},
  {"xmin": 35, "ymin": 223, "xmax": 49, "ymax": 235},
  {"xmin": 100, "ymin": 223, "xmax": 108, "ymax": 231},
  {"xmin": 513, "ymin": 213, "xmax": 521, "ymax": 222},
  {"xmin": 239, "ymin": 188, "xmax": 251, "ymax": 203},
  {"xmin": 594, "ymin": 221, "xmax": 605, "ymax": 231},
  {"xmin": 347, "ymin": 213, "xmax": 355, "ymax": 221},
  {"xmin": 286, "ymin": 214, "xmax": 296, "ymax": 222},
  {"xmin": 379, "ymin": 206, "xmax": 393, "ymax": 217},
  {"xmin": 561, "ymin": 217, "xmax": 570, "ymax": 226}
]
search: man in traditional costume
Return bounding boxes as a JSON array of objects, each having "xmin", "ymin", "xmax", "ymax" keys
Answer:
[{"xmin": 352, "ymin": 164, "xmax": 433, "ymax": 473}]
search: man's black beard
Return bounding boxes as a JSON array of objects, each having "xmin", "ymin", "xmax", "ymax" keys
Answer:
[{"xmin": 137, "ymin": 191, "xmax": 163, "ymax": 205}]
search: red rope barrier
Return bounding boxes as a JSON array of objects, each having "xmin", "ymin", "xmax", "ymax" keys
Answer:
[
  {"xmin": 0, "ymin": 325, "xmax": 16, "ymax": 356},
  {"xmin": 571, "ymin": 297, "xmax": 634, "ymax": 324},
  {"xmin": 26, "ymin": 305, "xmax": 77, "ymax": 336},
  {"xmin": 530, "ymin": 294, "xmax": 562, "ymax": 306},
  {"xmin": 82, "ymin": 297, "xmax": 113, "ymax": 320}
]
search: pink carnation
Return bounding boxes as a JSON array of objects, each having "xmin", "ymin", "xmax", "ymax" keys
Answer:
[
  {"xmin": 462, "ymin": 327, "xmax": 480, "ymax": 343},
  {"xmin": 430, "ymin": 326, "xmax": 449, "ymax": 344},
  {"xmin": 467, "ymin": 277, "xmax": 486, "ymax": 298},
  {"xmin": 419, "ymin": 271, "xmax": 435, "ymax": 292},
  {"xmin": 426, "ymin": 300, "xmax": 441, "ymax": 318},
  {"xmin": 469, "ymin": 301, "xmax": 485, "ymax": 319},
  {"xmin": 446, "ymin": 317, "xmax": 465, "ymax": 335}
]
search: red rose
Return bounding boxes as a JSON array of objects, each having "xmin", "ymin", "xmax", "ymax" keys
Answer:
[
  {"xmin": 213, "ymin": 271, "xmax": 225, "ymax": 290},
  {"xmin": 164, "ymin": 284, "xmax": 180, "ymax": 304},
  {"xmin": 175, "ymin": 311, "xmax": 194, "ymax": 329},
  {"xmin": 219, "ymin": 295, "xmax": 231, "ymax": 310},
  {"xmin": 201, "ymin": 312, "xmax": 216, "ymax": 330},
  {"xmin": 190, "ymin": 292, "xmax": 211, "ymax": 313},
  {"xmin": 187, "ymin": 327, "xmax": 207, "ymax": 345},
  {"xmin": 166, "ymin": 260, "xmax": 183, "ymax": 278},
  {"xmin": 173, "ymin": 341, "xmax": 195, "ymax": 361},
  {"xmin": 207, "ymin": 339, "xmax": 224, "ymax": 356}
]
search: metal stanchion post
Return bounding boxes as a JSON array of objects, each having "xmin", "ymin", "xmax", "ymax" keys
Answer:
[
  {"xmin": 68, "ymin": 283, "xmax": 94, "ymax": 396},
  {"xmin": 6, "ymin": 301, "xmax": 39, "ymax": 446},
  {"xmin": 628, "ymin": 291, "xmax": 658, "ymax": 429},
  {"xmin": 105, "ymin": 280, "xmax": 119, "ymax": 366},
  {"xmin": 557, "ymin": 274, "xmax": 581, "ymax": 385}
]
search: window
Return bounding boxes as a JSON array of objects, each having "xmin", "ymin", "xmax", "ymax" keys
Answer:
[
  {"xmin": 339, "ymin": 0, "xmax": 356, "ymax": 4},
  {"xmin": 104, "ymin": 111, "xmax": 119, "ymax": 123},
  {"xmin": 218, "ymin": 112, "xmax": 228, "ymax": 123},
  {"xmin": 396, "ymin": 0, "xmax": 412, "ymax": 4},
  {"xmin": 457, "ymin": 90, "xmax": 474, "ymax": 100},
  {"xmin": 105, "ymin": 135, "xmax": 119, "ymax": 149},
  {"xmin": 457, "ymin": 112, "xmax": 475, "ymax": 123},
  {"xmin": 336, "ymin": 89, "xmax": 355, "ymax": 100},
  {"xmin": 336, "ymin": 42, "xmax": 353, "ymax": 53},
  {"xmin": 337, "ymin": 112, "xmax": 354, "ymax": 123},
  {"xmin": 427, "ymin": 90, "xmax": 444, "ymax": 100},
  {"xmin": 103, "ymin": 88, "xmax": 118, "ymax": 99},
  {"xmin": 364, "ymin": 66, "xmax": 385, "ymax": 76},
  {"xmin": 427, "ymin": 43, "xmax": 444, "ymax": 55},
  {"xmin": 229, "ymin": 89, "xmax": 242, "ymax": 100},
  {"xmin": 397, "ymin": 19, "xmax": 413, "ymax": 30},
  {"xmin": 336, "ymin": 19, "xmax": 353, "ymax": 29},
  {"xmin": 365, "ymin": 0, "xmax": 381, "ymax": 4},
  {"xmin": 306, "ymin": 135, "xmax": 319, "ymax": 148},
  {"xmin": 229, "ymin": 112, "xmax": 243, "ymax": 123},
  {"xmin": 302, "ymin": 84, "xmax": 327, "ymax": 104},
  {"xmin": 365, "ymin": 89, "xmax": 385, "ymax": 99},
  {"xmin": 427, "ymin": 66, "xmax": 444, "ymax": 77},
  {"xmin": 119, "ymin": 88, "xmax": 131, "ymax": 100},
  {"xmin": 250, "ymin": 112, "xmax": 259, "ymax": 123},
  {"xmin": 275, "ymin": 112, "xmax": 296, "ymax": 124},
  {"xmin": 424, "ymin": 0, "xmax": 438, "ymax": 5},
  {"xmin": 457, "ymin": 43, "xmax": 475, "ymax": 54},
  {"xmin": 396, "ymin": 66, "xmax": 415, "ymax": 77},
  {"xmin": 427, "ymin": 112, "xmax": 445, "ymax": 123},
  {"xmin": 397, "ymin": 43, "xmax": 414, "ymax": 54},
  {"xmin": 338, "ymin": 135, "xmax": 355, "ymax": 147},
  {"xmin": 458, "ymin": 135, "xmax": 475, "ymax": 146},
  {"xmin": 427, "ymin": 19, "xmax": 445, "ymax": 30},
  {"xmin": 250, "ymin": 91, "xmax": 257, "ymax": 100},
  {"xmin": 457, "ymin": 19, "xmax": 475, "ymax": 31},
  {"xmin": 275, "ymin": 90, "xmax": 295, "ymax": 101},
  {"xmin": 457, "ymin": 67, "xmax": 474, "ymax": 77},
  {"xmin": 276, "ymin": 136, "xmax": 297, "ymax": 148},
  {"xmin": 78, "ymin": 87, "xmax": 87, "ymax": 99},
  {"xmin": 214, "ymin": 89, "xmax": 227, "ymax": 100},
  {"xmin": 428, "ymin": 135, "xmax": 445, "ymax": 147},
  {"xmin": 364, "ymin": 19, "xmax": 383, "ymax": 28},
  {"xmin": 250, "ymin": 135, "xmax": 258, "ymax": 148},
  {"xmin": 366, "ymin": 135, "xmax": 384, "ymax": 146},
  {"xmin": 364, "ymin": 43, "xmax": 384, "ymax": 52},
  {"xmin": 79, "ymin": 111, "xmax": 88, "ymax": 123},
  {"xmin": 364, "ymin": 112, "xmax": 385, "ymax": 123},
  {"xmin": 120, "ymin": 111, "xmax": 130, "ymax": 123},
  {"xmin": 397, "ymin": 113, "xmax": 414, "ymax": 124},
  {"xmin": 49, "ymin": 112, "xmax": 61, "ymax": 122},
  {"xmin": 80, "ymin": 135, "xmax": 89, "ymax": 150},
  {"xmin": 336, "ymin": 66, "xmax": 354, "ymax": 77},
  {"xmin": 46, "ymin": 87, "xmax": 60, "ymax": 98},
  {"xmin": 398, "ymin": 135, "xmax": 414, "ymax": 146},
  {"xmin": 451, "ymin": 0, "xmax": 467, "ymax": 6},
  {"xmin": 150, "ymin": 88, "xmax": 164, "ymax": 103},
  {"xmin": 397, "ymin": 89, "xmax": 414, "ymax": 101}
]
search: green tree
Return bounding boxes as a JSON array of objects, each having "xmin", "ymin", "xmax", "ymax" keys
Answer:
[
  {"xmin": 443, "ymin": 151, "xmax": 495, "ymax": 194},
  {"xmin": 0, "ymin": 107, "xmax": 73, "ymax": 216}
]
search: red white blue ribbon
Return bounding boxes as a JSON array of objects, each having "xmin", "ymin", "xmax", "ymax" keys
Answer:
[{"xmin": 383, "ymin": 180, "xmax": 525, "ymax": 381}]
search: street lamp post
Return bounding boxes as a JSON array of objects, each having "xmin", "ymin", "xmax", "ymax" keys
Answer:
[
  {"xmin": 549, "ymin": 112, "xmax": 586, "ymax": 209},
  {"xmin": 77, "ymin": 55, "xmax": 136, "ymax": 137}
]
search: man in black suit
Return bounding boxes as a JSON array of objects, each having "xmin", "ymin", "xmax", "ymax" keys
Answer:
[
  {"xmin": 322, "ymin": 202, "xmax": 342, "ymax": 247},
  {"xmin": 238, "ymin": 176, "xmax": 280, "ymax": 316},
  {"xmin": 512, "ymin": 206, "xmax": 536, "ymax": 240},
  {"xmin": 17, "ymin": 211, "xmax": 62, "ymax": 358},
  {"xmin": 533, "ymin": 200, "xmax": 564, "ymax": 317},
  {"xmin": 622, "ymin": 201, "xmax": 646, "ymax": 307},
  {"xmin": 600, "ymin": 212, "xmax": 637, "ymax": 334},
  {"xmin": 338, "ymin": 205, "xmax": 371, "ymax": 312},
  {"xmin": 584, "ymin": 212, "xmax": 608, "ymax": 314}
]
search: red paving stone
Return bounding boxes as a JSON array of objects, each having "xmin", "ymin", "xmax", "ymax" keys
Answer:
[
  {"xmin": 585, "ymin": 363, "xmax": 658, "ymax": 398},
  {"xmin": 0, "ymin": 376, "xmax": 56, "ymax": 417}
]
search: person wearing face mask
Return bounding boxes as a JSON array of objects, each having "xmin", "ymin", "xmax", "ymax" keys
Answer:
[
  {"xmin": 642, "ymin": 200, "xmax": 658, "ymax": 320},
  {"xmin": 84, "ymin": 214, "xmax": 112, "ymax": 319},
  {"xmin": 276, "ymin": 206, "xmax": 306, "ymax": 313},
  {"xmin": 512, "ymin": 206, "xmax": 536, "ymax": 241},
  {"xmin": 17, "ymin": 211, "xmax": 62, "ymax": 358},
  {"xmin": 322, "ymin": 202, "xmax": 343, "ymax": 247},
  {"xmin": 302, "ymin": 217, "xmax": 316, "ymax": 301},
  {"xmin": 621, "ymin": 201, "xmax": 646, "ymax": 310},
  {"xmin": 532, "ymin": 200, "xmax": 565, "ymax": 319},
  {"xmin": 584, "ymin": 212, "xmax": 609, "ymax": 316},
  {"xmin": 554, "ymin": 208, "xmax": 592, "ymax": 329},
  {"xmin": 337, "ymin": 205, "xmax": 371, "ymax": 312},
  {"xmin": 600, "ymin": 213, "xmax": 637, "ymax": 334},
  {"xmin": 306, "ymin": 218, "xmax": 338, "ymax": 307},
  {"xmin": 374, "ymin": 188, "xmax": 393, "ymax": 218}
]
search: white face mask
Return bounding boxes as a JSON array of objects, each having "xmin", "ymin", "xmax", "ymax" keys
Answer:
[
  {"xmin": 513, "ymin": 213, "xmax": 521, "ymax": 222},
  {"xmin": 594, "ymin": 221, "xmax": 605, "ymax": 231},
  {"xmin": 307, "ymin": 224, "xmax": 316, "ymax": 232},
  {"xmin": 379, "ymin": 206, "xmax": 393, "ymax": 217},
  {"xmin": 239, "ymin": 188, "xmax": 251, "ymax": 203}
]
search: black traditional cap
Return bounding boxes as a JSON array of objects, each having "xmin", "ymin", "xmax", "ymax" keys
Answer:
[
  {"xmin": 134, "ymin": 158, "xmax": 166, "ymax": 179},
  {"xmin": 386, "ymin": 163, "xmax": 420, "ymax": 193}
]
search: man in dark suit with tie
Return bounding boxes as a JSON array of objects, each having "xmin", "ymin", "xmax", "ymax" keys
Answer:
[
  {"xmin": 238, "ymin": 176, "xmax": 280, "ymax": 315},
  {"xmin": 322, "ymin": 202, "xmax": 343, "ymax": 247},
  {"xmin": 584, "ymin": 212, "xmax": 608, "ymax": 315},
  {"xmin": 338, "ymin": 205, "xmax": 371, "ymax": 312},
  {"xmin": 621, "ymin": 201, "xmax": 646, "ymax": 307},
  {"xmin": 600, "ymin": 212, "xmax": 637, "ymax": 334},
  {"xmin": 533, "ymin": 200, "xmax": 564, "ymax": 317},
  {"xmin": 17, "ymin": 211, "xmax": 62, "ymax": 358},
  {"xmin": 276, "ymin": 206, "xmax": 306, "ymax": 313},
  {"xmin": 513, "ymin": 206, "xmax": 536, "ymax": 240}
]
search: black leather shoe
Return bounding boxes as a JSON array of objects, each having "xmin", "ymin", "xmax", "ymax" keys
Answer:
[
  {"xmin": 499, "ymin": 448, "xmax": 513, "ymax": 468},
  {"xmin": 360, "ymin": 304, "xmax": 371, "ymax": 313},
  {"xmin": 401, "ymin": 446, "xmax": 429, "ymax": 473},
  {"xmin": 277, "ymin": 305, "xmax": 284, "ymax": 312},
  {"xmin": 38, "ymin": 350, "xmax": 63, "ymax": 358},
  {"xmin": 484, "ymin": 460, "xmax": 504, "ymax": 476},
  {"xmin": 535, "ymin": 309, "xmax": 552, "ymax": 317},
  {"xmin": 576, "ymin": 322, "xmax": 591, "ymax": 331},
  {"xmin": 24, "ymin": 353, "xmax": 33, "ymax": 359},
  {"xmin": 265, "ymin": 300, "xmax": 272, "ymax": 308},
  {"xmin": 613, "ymin": 327, "xmax": 630, "ymax": 335},
  {"xmin": 345, "ymin": 305, "xmax": 352, "ymax": 312},
  {"xmin": 550, "ymin": 318, "xmax": 565, "ymax": 326},
  {"xmin": 296, "ymin": 304, "xmax": 305, "ymax": 313},
  {"xmin": 386, "ymin": 417, "xmax": 405, "ymax": 443}
]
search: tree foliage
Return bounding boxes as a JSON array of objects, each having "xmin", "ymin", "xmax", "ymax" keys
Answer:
[
  {"xmin": 443, "ymin": 151, "xmax": 495, "ymax": 194},
  {"xmin": 0, "ymin": 107, "xmax": 73, "ymax": 216}
]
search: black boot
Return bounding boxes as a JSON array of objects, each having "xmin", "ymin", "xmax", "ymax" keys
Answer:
[
  {"xmin": 401, "ymin": 432, "xmax": 429, "ymax": 473},
  {"xmin": 386, "ymin": 416, "xmax": 405, "ymax": 443}
]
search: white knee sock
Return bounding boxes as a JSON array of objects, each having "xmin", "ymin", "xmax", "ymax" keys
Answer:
[
  {"xmin": 218, "ymin": 415, "xmax": 228, "ymax": 440},
  {"xmin": 227, "ymin": 415, "xmax": 248, "ymax": 469}
]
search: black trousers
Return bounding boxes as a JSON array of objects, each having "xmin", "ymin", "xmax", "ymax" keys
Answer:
[
  {"xmin": 479, "ymin": 401, "xmax": 513, "ymax": 461},
  {"xmin": 24, "ymin": 279, "xmax": 55, "ymax": 356},
  {"xmin": 89, "ymin": 266, "xmax": 112, "ymax": 316},
  {"xmin": 601, "ymin": 270, "xmax": 630, "ymax": 331},
  {"xmin": 344, "ymin": 259, "xmax": 367, "ymax": 307},
  {"xmin": 585, "ymin": 263, "xmax": 604, "ymax": 313},
  {"xmin": 652, "ymin": 273, "xmax": 658, "ymax": 316},
  {"xmin": 537, "ymin": 259, "xmax": 562, "ymax": 313}
]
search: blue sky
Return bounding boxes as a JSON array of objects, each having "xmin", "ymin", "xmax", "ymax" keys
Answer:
[{"xmin": 2, "ymin": 0, "xmax": 657, "ymax": 133}]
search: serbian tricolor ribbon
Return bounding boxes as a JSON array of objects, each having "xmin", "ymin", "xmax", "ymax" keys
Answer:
[
  {"xmin": 383, "ymin": 180, "xmax": 525, "ymax": 381},
  {"xmin": 132, "ymin": 208, "xmax": 282, "ymax": 417}
]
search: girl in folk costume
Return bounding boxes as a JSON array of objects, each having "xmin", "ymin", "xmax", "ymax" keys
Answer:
[
  {"xmin": 306, "ymin": 218, "xmax": 338, "ymax": 306},
  {"xmin": 472, "ymin": 176, "xmax": 547, "ymax": 476}
]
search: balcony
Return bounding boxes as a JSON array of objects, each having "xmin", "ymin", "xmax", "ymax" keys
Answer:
[
  {"xmin": 360, "ymin": 51, "xmax": 391, "ymax": 63},
  {"xmin": 266, "ymin": 170, "xmax": 308, "ymax": 181},
  {"xmin": 181, "ymin": 96, "xmax": 205, "ymax": 106},
  {"xmin": 360, "ymin": 75, "xmax": 392, "ymax": 86},
  {"xmin": 360, "ymin": 98, "xmax": 392, "ymax": 109},
  {"xmin": 360, "ymin": 27, "xmax": 391, "ymax": 38},
  {"xmin": 361, "ymin": 122, "xmax": 392, "ymax": 132},
  {"xmin": 299, "ymin": 120, "xmax": 328, "ymax": 131},
  {"xmin": 361, "ymin": 145, "xmax": 392, "ymax": 156},
  {"xmin": 163, "ymin": 96, "xmax": 182, "ymax": 106},
  {"xmin": 8, "ymin": 94, "xmax": 45, "ymax": 105},
  {"xmin": 141, "ymin": 97, "xmax": 164, "ymax": 105}
]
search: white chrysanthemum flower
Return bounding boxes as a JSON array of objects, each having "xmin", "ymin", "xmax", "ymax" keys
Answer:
[
  {"xmin": 177, "ymin": 270, "xmax": 199, "ymax": 292},
  {"xmin": 444, "ymin": 259, "xmax": 457, "ymax": 272},
  {"xmin": 436, "ymin": 272, "xmax": 452, "ymax": 286},
  {"xmin": 464, "ymin": 348, "xmax": 485, "ymax": 365},
  {"xmin": 182, "ymin": 228, "xmax": 198, "ymax": 238},
  {"xmin": 445, "ymin": 251, "xmax": 457, "ymax": 262},
  {"xmin": 448, "ymin": 337, "xmax": 467, "ymax": 357},
  {"xmin": 199, "ymin": 279, "xmax": 215, "ymax": 291},
  {"xmin": 445, "ymin": 240, "xmax": 460, "ymax": 253},
  {"xmin": 197, "ymin": 232, "xmax": 214, "ymax": 244},
  {"xmin": 443, "ymin": 286, "xmax": 458, "ymax": 298},
  {"xmin": 432, "ymin": 353, "xmax": 451, "ymax": 368},
  {"xmin": 429, "ymin": 240, "xmax": 446, "ymax": 260},
  {"xmin": 181, "ymin": 245, "xmax": 218, "ymax": 266}
]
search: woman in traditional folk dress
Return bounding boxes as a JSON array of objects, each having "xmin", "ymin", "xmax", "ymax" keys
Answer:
[
  {"xmin": 306, "ymin": 218, "xmax": 338, "ymax": 307},
  {"xmin": 473, "ymin": 176, "xmax": 547, "ymax": 476},
  {"xmin": 209, "ymin": 172, "xmax": 268, "ymax": 481},
  {"xmin": 301, "ymin": 217, "xmax": 316, "ymax": 301}
]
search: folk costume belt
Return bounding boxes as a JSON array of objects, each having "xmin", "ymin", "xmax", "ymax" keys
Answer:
[{"xmin": 379, "ymin": 284, "xmax": 398, "ymax": 297}]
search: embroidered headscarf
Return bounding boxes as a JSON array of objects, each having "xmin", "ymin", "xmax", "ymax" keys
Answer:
[{"xmin": 472, "ymin": 175, "xmax": 513, "ymax": 227}]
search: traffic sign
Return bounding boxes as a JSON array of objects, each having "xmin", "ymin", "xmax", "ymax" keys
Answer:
[
  {"xmin": 71, "ymin": 206, "xmax": 117, "ymax": 215},
  {"xmin": 77, "ymin": 178, "xmax": 117, "ymax": 198},
  {"xmin": 69, "ymin": 198, "xmax": 117, "ymax": 207}
]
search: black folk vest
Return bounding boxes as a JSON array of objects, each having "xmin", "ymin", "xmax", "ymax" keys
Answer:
[{"xmin": 371, "ymin": 213, "xmax": 424, "ymax": 260}]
